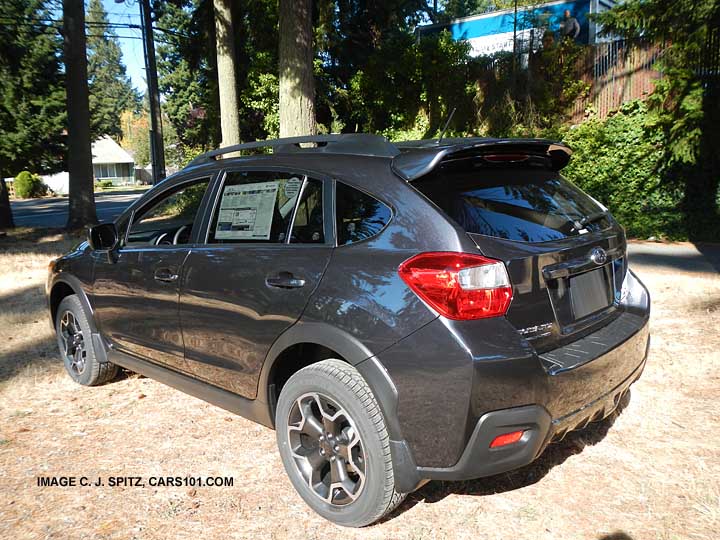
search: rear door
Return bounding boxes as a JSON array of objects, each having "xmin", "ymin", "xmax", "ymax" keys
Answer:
[
  {"xmin": 178, "ymin": 169, "xmax": 334, "ymax": 398},
  {"xmin": 413, "ymin": 159, "xmax": 626, "ymax": 353}
]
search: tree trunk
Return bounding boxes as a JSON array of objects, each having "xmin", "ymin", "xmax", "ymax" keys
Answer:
[
  {"xmin": 63, "ymin": 0, "xmax": 97, "ymax": 229},
  {"xmin": 279, "ymin": 0, "xmax": 316, "ymax": 138},
  {"xmin": 214, "ymin": 0, "xmax": 241, "ymax": 151},
  {"xmin": 0, "ymin": 177, "xmax": 14, "ymax": 229}
]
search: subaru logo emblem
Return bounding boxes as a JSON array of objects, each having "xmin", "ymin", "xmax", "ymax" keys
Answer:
[{"xmin": 590, "ymin": 247, "xmax": 607, "ymax": 265}]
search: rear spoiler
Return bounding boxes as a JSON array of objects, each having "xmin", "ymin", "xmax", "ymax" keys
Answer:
[{"xmin": 391, "ymin": 138, "xmax": 572, "ymax": 181}]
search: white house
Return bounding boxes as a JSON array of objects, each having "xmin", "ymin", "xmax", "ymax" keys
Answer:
[
  {"xmin": 5, "ymin": 137, "xmax": 136, "ymax": 197},
  {"xmin": 91, "ymin": 136, "xmax": 135, "ymax": 186}
]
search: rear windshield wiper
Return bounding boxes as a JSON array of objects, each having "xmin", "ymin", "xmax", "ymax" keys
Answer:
[{"xmin": 573, "ymin": 210, "xmax": 608, "ymax": 230}]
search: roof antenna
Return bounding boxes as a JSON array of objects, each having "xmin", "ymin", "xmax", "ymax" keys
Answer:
[{"xmin": 437, "ymin": 107, "xmax": 457, "ymax": 145}]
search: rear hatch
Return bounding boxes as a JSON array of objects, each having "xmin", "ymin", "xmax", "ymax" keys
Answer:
[{"xmin": 400, "ymin": 141, "xmax": 627, "ymax": 353}]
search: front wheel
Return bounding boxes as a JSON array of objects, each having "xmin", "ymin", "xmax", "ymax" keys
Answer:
[
  {"xmin": 275, "ymin": 359, "xmax": 405, "ymax": 527},
  {"xmin": 55, "ymin": 294, "xmax": 118, "ymax": 386}
]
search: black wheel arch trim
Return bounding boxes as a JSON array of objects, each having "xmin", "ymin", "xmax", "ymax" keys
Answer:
[
  {"xmin": 257, "ymin": 321, "xmax": 426, "ymax": 493},
  {"xmin": 48, "ymin": 274, "xmax": 94, "ymax": 327},
  {"xmin": 259, "ymin": 322, "xmax": 380, "ymax": 420},
  {"xmin": 49, "ymin": 274, "xmax": 109, "ymax": 364},
  {"xmin": 258, "ymin": 322, "xmax": 405, "ymax": 435}
]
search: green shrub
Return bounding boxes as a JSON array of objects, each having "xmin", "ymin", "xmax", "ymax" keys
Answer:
[
  {"xmin": 95, "ymin": 179, "xmax": 114, "ymax": 190},
  {"xmin": 14, "ymin": 171, "xmax": 47, "ymax": 198},
  {"xmin": 562, "ymin": 101, "xmax": 688, "ymax": 240}
]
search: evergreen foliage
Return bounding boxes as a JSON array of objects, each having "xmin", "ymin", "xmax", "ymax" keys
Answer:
[
  {"xmin": 0, "ymin": 0, "xmax": 716, "ymax": 238},
  {"xmin": 0, "ymin": 0, "xmax": 66, "ymax": 178},
  {"xmin": 86, "ymin": 0, "xmax": 141, "ymax": 139},
  {"xmin": 155, "ymin": 0, "xmax": 221, "ymax": 150},
  {"xmin": 562, "ymin": 101, "xmax": 686, "ymax": 240},
  {"xmin": 593, "ymin": 0, "xmax": 720, "ymax": 239}
]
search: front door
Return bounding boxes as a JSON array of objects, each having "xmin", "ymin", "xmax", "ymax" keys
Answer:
[
  {"xmin": 92, "ymin": 177, "xmax": 212, "ymax": 370},
  {"xmin": 179, "ymin": 170, "xmax": 333, "ymax": 398}
]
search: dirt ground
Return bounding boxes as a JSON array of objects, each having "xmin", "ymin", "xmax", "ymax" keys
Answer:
[{"xmin": 1, "ymin": 229, "xmax": 718, "ymax": 540}]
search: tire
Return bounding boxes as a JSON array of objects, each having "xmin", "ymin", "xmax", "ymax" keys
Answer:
[
  {"xmin": 275, "ymin": 359, "xmax": 405, "ymax": 527},
  {"xmin": 55, "ymin": 295, "xmax": 118, "ymax": 386}
]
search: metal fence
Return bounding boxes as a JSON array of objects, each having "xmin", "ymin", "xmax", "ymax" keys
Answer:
[{"xmin": 570, "ymin": 39, "xmax": 664, "ymax": 123}]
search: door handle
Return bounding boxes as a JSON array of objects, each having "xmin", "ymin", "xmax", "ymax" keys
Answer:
[
  {"xmin": 154, "ymin": 268, "xmax": 179, "ymax": 283},
  {"xmin": 266, "ymin": 272, "xmax": 306, "ymax": 289}
]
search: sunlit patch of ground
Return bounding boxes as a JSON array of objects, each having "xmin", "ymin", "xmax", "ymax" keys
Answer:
[{"xmin": 0, "ymin": 230, "xmax": 718, "ymax": 539}]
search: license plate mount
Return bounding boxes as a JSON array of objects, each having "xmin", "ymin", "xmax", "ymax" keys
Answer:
[{"xmin": 569, "ymin": 266, "xmax": 614, "ymax": 320}]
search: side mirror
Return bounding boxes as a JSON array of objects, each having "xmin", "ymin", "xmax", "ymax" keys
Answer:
[{"xmin": 88, "ymin": 222, "xmax": 119, "ymax": 251}]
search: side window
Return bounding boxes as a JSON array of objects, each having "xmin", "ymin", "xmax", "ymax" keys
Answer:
[
  {"xmin": 290, "ymin": 179, "xmax": 324, "ymax": 243},
  {"xmin": 335, "ymin": 182, "xmax": 392, "ymax": 246},
  {"xmin": 208, "ymin": 171, "xmax": 304, "ymax": 244},
  {"xmin": 126, "ymin": 178, "xmax": 210, "ymax": 246}
]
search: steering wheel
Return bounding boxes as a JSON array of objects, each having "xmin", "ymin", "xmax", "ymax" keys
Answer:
[
  {"xmin": 172, "ymin": 225, "xmax": 189, "ymax": 245},
  {"xmin": 154, "ymin": 232, "xmax": 172, "ymax": 245}
]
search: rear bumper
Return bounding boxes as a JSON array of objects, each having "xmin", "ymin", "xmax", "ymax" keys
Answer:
[
  {"xmin": 379, "ymin": 269, "xmax": 650, "ymax": 492},
  {"xmin": 417, "ymin": 328, "xmax": 648, "ymax": 482}
]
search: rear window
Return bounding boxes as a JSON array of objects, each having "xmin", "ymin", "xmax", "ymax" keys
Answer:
[{"xmin": 415, "ymin": 168, "xmax": 610, "ymax": 243}]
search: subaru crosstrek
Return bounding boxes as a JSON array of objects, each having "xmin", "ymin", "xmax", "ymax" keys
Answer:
[{"xmin": 47, "ymin": 134, "xmax": 650, "ymax": 527}]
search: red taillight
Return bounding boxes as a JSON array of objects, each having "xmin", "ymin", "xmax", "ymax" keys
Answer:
[
  {"xmin": 490, "ymin": 430, "xmax": 525, "ymax": 448},
  {"xmin": 398, "ymin": 252, "xmax": 513, "ymax": 320}
]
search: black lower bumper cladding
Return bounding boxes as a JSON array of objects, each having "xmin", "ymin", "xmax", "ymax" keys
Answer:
[{"xmin": 390, "ymin": 323, "xmax": 650, "ymax": 491}]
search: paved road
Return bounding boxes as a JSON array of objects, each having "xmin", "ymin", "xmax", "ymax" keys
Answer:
[
  {"xmin": 627, "ymin": 241, "xmax": 720, "ymax": 275},
  {"xmin": 10, "ymin": 190, "xmax": 145, "ymax": 228}
]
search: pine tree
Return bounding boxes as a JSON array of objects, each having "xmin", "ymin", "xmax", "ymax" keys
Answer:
[
  {"xmin": 0, "ymin": 0, "xmax": 66, "ymax": 228},
  {"xmin": 279, "ymin": 0, "xmax": 316, "ymax": 137},
  {"xmin": 86, "ymin": 0, "xmax": 140, "ymax": 140},
  {"xmin": 64, "ymin": 0, "xmax": 98, "ymax": 229},
  {"xmin": 156, "ymin": 0, "xmax": 220, "ymax": 149},
  {"xmin": 214, "ymin": 0, "xmax": 241, "ymax": 150}
]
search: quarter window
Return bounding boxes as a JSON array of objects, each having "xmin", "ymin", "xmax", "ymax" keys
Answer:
[{"xmin": 335, "ymin": 182, "xmax": 392, "ymax": 245}]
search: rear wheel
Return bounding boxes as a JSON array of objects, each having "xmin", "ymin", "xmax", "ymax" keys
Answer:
[
  {"xmin": 275, "ymin": 359, "xmax": 405, "ymax": 527},
  {"xmin": 55, "ymin": 295, "xmax": 118, "ymax": 386}
]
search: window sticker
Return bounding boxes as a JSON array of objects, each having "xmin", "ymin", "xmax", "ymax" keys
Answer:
[
  {"xmin": 284, "ymin": 177, "xmax": 303, "ymax": 199},
  {"xmin": 215, "ymin": 181, "xmax": 279, "ymax": 240}
]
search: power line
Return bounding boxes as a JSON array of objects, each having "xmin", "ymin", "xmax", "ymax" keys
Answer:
[{"xmin": 0, "ymin": 17, "xmax": 188, "ymax": 42}]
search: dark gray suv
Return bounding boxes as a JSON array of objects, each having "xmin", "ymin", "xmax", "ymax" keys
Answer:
[{"xmin": 46, "ymin": 134, "xmax": 650, "ymax": 527}]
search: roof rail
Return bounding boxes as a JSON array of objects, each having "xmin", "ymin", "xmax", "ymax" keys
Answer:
[{"xmin": 187, "ymin": 134, "xmax": 399, "ymax": 166}]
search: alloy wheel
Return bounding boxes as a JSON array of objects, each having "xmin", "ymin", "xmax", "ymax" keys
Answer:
[
  {"xmin": 59, "ymin": 310, "xmax": 86, "ymax": 376},
  {"xmin": 286, "ymin": 392, "xmax": 366, "ymax": 506}
]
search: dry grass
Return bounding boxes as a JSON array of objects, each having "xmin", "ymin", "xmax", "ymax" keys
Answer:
[{"xmin": 0, "ymin": 230, "xmax": 718, "ymax": 540}]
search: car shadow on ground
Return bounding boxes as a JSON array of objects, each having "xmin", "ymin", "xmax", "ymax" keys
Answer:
[
  {"xmin": 598, "ymin": 533, "xmax": 634, "ymax": 540},
  {"xmin": 386, "ymin": 391, "xmax": 632, "ymax": 518}
]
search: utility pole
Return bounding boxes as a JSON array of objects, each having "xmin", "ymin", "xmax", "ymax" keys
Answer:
[{"xmin": 139, "ymin": 0, "xmax": 165, "ymax": 184}]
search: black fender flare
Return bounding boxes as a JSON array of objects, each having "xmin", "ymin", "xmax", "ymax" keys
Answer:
[
  {"xmin": 49, "ymin": 274, "xmax": 109, "ymax": 363},
  {"xmin": 258, "ymin": 321, "xmax": 423, "ymax": 491},
  {"xmin": 258, "ymin": 321, "xmax": 400, "ymax": 434},
  {"xmin": 49, "ymin": 274, "xmax": 95, "ymax": 328}
]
